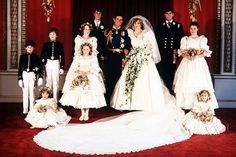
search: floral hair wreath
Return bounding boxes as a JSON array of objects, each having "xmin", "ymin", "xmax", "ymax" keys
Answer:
[
  {"xmin": 197, "ymin": 89, "xmax": 211, "ymax": 101},
  {"xmin": 80, "ymin": 22, "xmax": 93, "ymax": 31},
  {"xmin": 80, "ymin": 42, "xmax": 94, "ymax": 56},
  {"xmin": 39, "ymin": 86, "xmax": 52, "ymax": 95}
]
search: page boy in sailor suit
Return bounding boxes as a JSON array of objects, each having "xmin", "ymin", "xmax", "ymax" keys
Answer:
[
  {"xmin": 41, "ymin": 27, "xmax": 65, "ymax": 102},
  {"xmin": 18, "ymin": 40, "xmax": 43, "ymax": 114}
]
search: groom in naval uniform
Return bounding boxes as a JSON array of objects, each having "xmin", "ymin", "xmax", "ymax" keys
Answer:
[
  {"xmin": 104, "ymin": 13, "xmax": 131, "ymax": 103},
  {"xmin": 156, "ymin": 8, "xmax": 184, "ymax": 95}
]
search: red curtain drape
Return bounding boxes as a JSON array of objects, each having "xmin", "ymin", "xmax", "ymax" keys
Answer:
[
  {"xmin": 26, "ymin": 0, "xmax": 73, "ymax": 69},
  {"xmin": 173, "ymin": 0, "xmax": 218, "ymax": 73}
]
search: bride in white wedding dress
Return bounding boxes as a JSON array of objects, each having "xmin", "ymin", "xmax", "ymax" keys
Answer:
[{"xmin": 33, "ymin": 16, "xmax": 191, "ymax": 155}]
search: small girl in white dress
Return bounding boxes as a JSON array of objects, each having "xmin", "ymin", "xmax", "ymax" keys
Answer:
[
  {"xmin": 25, "ymin": 87, "xmax": 71, "ymax": 128},
  {"xmin": 59, "ymin": 42, "xmax": 106, "ymax": 121},
  {"xmin": 184, "ymin": 90, "xmax": 226, "ymax": 135}
]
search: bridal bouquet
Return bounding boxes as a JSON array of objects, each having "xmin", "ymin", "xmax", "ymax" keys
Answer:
[
  {"xmin": 124, "ymin": 46, "xmax": 149, "ymax": 105},
  {"xmin": 184, "ymin": 48, "xmax": 203, "ymax": 60},
  {"xmin": 37, "ymin": 105, "xmax": 47, "ymax": 113},
  {"xmin": 70, "ymin": 75, "xmax": 89, "ymax": 89}
]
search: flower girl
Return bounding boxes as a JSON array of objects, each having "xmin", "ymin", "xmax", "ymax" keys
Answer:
[
  {"xmin": 60, "ymin": 42, "xmax": 106, "ymax": 121},
  {"xmin": 183, "ymin": 90, "xmax": 226, "ymax": 135},
  {"xmin": 25, "ymin": 87, "xmax": 71, "ymax": 128}
]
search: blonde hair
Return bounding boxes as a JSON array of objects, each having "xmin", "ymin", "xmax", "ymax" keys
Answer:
[{"xmin": 197, "ymin": 89, "xmax": 211, "ymax": 102}]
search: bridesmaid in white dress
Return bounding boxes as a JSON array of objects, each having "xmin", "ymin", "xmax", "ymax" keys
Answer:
[
  {"xmin": 60, "ymin": 43, "xmax": 106, "ymax": 121},
  {"xmin": 62, "ymin": 22, "xmax": 99, "ymax": 93},
  {"xmin": 173, "ymin": 21, "xmax": 218, "ymax": 110},
  {"xmin": 111, "ymin": 15, "xmax": 175, "ymax": 111},
  {"xmin": 74, "ymin": 22, "xmax": 98, "ymax": 56},
  {"xmin": 25, "ymin": 87, "xmax": 71, "ymax": 128},
  {"xmin": 183, "ymin": 90, "xmax": 225, "ymax": 135}
]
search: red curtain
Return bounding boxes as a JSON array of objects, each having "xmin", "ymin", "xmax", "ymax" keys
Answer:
[
  {"xmin": 173, "ymin": 0, "xmax": 218, "ymax": 73},
  {"xmin": 0, "ymin": 0, "xmax": 218, "ymax": 72},
  {"xmin": 26, "ymin": 0, "xmax": 73, "ymax": 69}
]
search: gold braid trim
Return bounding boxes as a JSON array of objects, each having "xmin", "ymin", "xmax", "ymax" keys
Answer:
[{"xmin": 105, "ymin": 30, "xmax": 113, "ymax": 45}]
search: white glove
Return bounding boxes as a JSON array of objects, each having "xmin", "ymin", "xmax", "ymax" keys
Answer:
[
  {"xmin": 18, "ymin": 80, "xmax": 23, "ymax": 88},
  {"xmin": 37, "ymin": 78, "xmax": 43, "ymax": 86},
  {"xmin": 59, "ymin": 69, "xmax": 64, "ymax": 75}
]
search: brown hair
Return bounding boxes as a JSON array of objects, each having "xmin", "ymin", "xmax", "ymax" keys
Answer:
[
  {"xmin": 189, "ymin": 21, "xmax": 199, "ymax": 28},
  {"xmin": 48, "ymin": 27, "xmax": 58, "ymax": 35},
  {"xmin": 80, "ymin": 42, "xmax": 93, "ymax": 56},
  {"xmin": 197, "ymin": 89, "xmax": 211, "ymax": 101},
  {"xmin": 80, "ymin": 22, "xmax": 92, "ymax": 31},
  {"xmin": 131, "ymin": 18, "xmax": 144, "ymax": 30},
  {"xmin": 39, "ymin": 86, "xmax": 52, "ymax": 97}
]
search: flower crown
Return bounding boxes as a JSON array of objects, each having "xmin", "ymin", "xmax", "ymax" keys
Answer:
[
  {"xmin": 39, "ymin": 86, "xmax": 52, "ymax": 94},
  {"xmin": 80, "ymin": 22, "xmax": 93, "ymax": 30}
]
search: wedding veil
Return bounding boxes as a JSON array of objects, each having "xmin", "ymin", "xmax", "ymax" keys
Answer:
[{"xmin": 125, "ymin": 15, "xmax": 161, "ymax": 63}]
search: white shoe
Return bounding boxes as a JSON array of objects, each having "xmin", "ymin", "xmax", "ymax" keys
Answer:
[{"xmin": 84, "ymin": 114, "xmax": 89, "ymax": 121}]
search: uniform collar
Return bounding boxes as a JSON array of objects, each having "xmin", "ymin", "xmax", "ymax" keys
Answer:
[
  {"xmin": 113, "ymin": 25, "xmax": 121, "ymax": 30},
  {"xmin": 166, "ymin": 19, "xmax": 173, "ymax": 24}
]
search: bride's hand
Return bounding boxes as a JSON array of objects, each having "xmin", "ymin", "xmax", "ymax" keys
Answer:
[{"xmin": 124, "ymin": 49, "xmax": 129, "ymax": 55}]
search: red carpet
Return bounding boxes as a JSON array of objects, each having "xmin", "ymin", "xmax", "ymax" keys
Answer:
[{"xmin": 0, "ymin": 103, "xmax": 236, "ymax": 157}]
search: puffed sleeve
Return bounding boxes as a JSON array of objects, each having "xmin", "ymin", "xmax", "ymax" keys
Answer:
[
  {"xmin": 200, "ymin": 35, "xmax": 212, "ymax": 57},
  {"xmin": 74, "ymin": 35, "xmax": 83, "ymax": 56},
  {"xmin": 178, "ymin": 36, "xmax": 188, "ymax": 56},
  {"xmin": 91, "ymin": 37, "xmax": 99, "ymax": 55}
]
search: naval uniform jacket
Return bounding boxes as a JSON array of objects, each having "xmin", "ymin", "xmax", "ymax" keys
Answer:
[
  {"xmin": 18, "ymin": 53, "xmax": 43, "ymax": 80},
  {"xmin": 104, "ymin": 27, "xmax": 131, "ymax": 97},
  {"xmin": 156, "ymin": 20, "xmax": 184, "ymax": 62},
  {"xmin": 41, "ymin": 41, "xmax": 65, "ymax": 69}
]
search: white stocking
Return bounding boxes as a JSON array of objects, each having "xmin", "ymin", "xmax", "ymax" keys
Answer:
[
  {"xmin": 84, "ymin": 108, "xmax": 89, "ymax": 121},
  {"xmin": 79, "ymin": 109, "xmax": 85, "ymax": 121}
]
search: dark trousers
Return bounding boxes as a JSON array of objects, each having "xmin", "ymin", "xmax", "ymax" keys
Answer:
[
  {"xmin": 105, "ymin": 52, "xmax": 123, "ymax": 105},
  {"xmin": 158, "ymin": 52, "xmax": 176, "ymax": 95}
]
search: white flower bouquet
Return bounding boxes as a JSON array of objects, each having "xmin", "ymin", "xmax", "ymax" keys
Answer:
[{"xmin": 123, "ymin": 46, "xmax": 150, "ymax": 105}]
